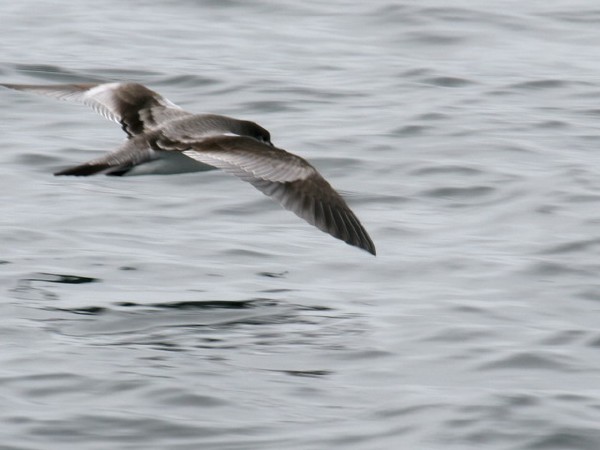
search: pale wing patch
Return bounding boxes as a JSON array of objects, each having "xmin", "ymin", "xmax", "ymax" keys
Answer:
[
  {"xmin": 183, "ymin": 144, "xmax": 377, "ymax": 255},
  {"xmin": 84, "ymin": 82, "xmax": 187, "ymax": 128},
  {"xmin": 1, "ymin": 83, "xmax": 93, "ymax": 103},
  {"xmin": 82, "ymin": 82, "xmax": 127, "ymax": 123},
  {"xmin": 2, "ymin": 82, "xmax": 126, "ymax": 124},
  {"xmin": 182, "ymin": 148, "xmax": 314, "ymax": 183},
  {"xmin": 2, "ymin": 82, "xmax": 190, "ymax": 132}
]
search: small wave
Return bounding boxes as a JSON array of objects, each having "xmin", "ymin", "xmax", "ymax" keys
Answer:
[
  {"xmin": 420, "ymin": 76, "xmax": 475, "ymax": 88},
  {"xmin": 477, "ymin": 351, "xmax": 576, "ymax": 371},
  {"xmin": 410, "ymin": 165, "xmax": 484, "ymax": 177},
  {"xmin": 12, "ymin": 63, "xmax": 97, "ymax": 82},
  {"xmin": 50, "ymin": 297, "xmax": 297, "ymax": 338},
  {"xmin": 507, "ymin": 79, "xmax": 570, "ymax": 90},
  {"xmin": 393, "ymin": 124, "xmax": 434, "ymax": 136},
  {"xmin": 421, "ymin": 185, "xmax": 495, "ymax": 200},
  {"xmin": 19, "ymin": 272, "xmax": 99, "ymax": 285},
  {"xmin": 527, "ymin": 428, "xmax": 600, "ymax": 450},
  {"xmin": 276, "ymin": 369, "xmax": 332, "ymax": 378},
  {"xmin": 539, "ymin": 238, "xmax": 600, "ymax": 255}
]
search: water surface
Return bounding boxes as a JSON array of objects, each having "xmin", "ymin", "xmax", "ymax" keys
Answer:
[{"xmin": 2, "ymin": 1, "xmax": 600, "ymax": 449}]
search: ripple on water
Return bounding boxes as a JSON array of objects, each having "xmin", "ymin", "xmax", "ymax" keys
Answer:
[
  {"xmin": 13, "ymin": 63, "xmax": 92, "ymax": 82},
  {"xmin": 507, "ymin": 79, "xmax": 572, "ymax": 90},
  {"xmin": 539, "ymin": 237, "xmax": 600, "ymax": 255},
  {"xmin": 420, "ymin": 76, "xmax": 476, "ymax": 88},
  {"xmin": 11, "ymin": 272, "xmax": 100, "ymax": 303},
  {"xmin": 432, "ymin": 390, "xmax": 600, "ymax": 449},
  {"xmin": 392, "ymin": 124, "xmax": 434, "ymax": 136},
  {"xmin": 527, "ymin": 429, "xmax": 600, "ymax": 450},
  {"xmin": 409, "ymin": 165, "xmax": 485, "ymax": 177},
  {"xmin": 420, "ymin": 185, "xmax": 496, "ymax": 201},
  {"xmin": 21, "ymin": 273, "xmax": 99, "ymax": 285},
  {"xmin": 476, "ymin": 351, "xmax": 577, "ymax": 371},
  {"xmin": 49, "ymin": 298, "xmax": 296, "ymax": 338}
]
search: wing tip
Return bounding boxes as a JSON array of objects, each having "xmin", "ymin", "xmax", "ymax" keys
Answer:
[
  {"xmin": 362, "ymin": 240, "xmax": 377, "ymax": 256},
  {"xmin": 355, "ymin": 223, "xmax": 377, "ymax": 256},
  {"xmin": 347, "ymin": 229, "xmax": 376, "ymax": 256},
  {"xmin": 1, "ymin": 83, "xmax": 22, "ymax": 91},
  {"xmin": 54, "ymin": 163, "xmax": 110, "ymax": 176},
  {"xmin": 1, "ymin": 82, "xmax": 98, "ymax": 93}
]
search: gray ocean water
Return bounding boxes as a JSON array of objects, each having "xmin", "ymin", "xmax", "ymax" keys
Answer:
[{"xmin": 2, "ymin": 1, "xmax": 600, "ymax": 449}]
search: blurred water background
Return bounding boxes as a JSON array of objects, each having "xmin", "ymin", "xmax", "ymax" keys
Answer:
[{"xmin": 2, "ymin": 1, "xmax": 600, "ymax": 449}]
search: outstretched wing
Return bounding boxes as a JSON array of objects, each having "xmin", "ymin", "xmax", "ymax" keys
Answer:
[
  {"xmin": 1, "ymin": 82, "xmax": 191, "ymax": 137},
  {"xmin": 183, "ymin": 136, "xmax": 376, "ymax": 255},
  {"xmin": 53, "ymin": 133, "xmax": 212, "ymax": 177},
  {"xmin": 53, "ymin": 133, "xmax": 375, "ymax": 254},
  {"xmin": 53, "ymin": 135, "xmax": 155, "ymax": 176}
]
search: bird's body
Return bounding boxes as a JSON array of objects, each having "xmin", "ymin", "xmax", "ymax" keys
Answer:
[{"xmin": 2, "ymin": 82, "xmax": 376, "ymax": 255}]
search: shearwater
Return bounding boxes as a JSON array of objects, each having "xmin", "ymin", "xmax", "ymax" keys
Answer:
[{"xmin": 1, "ymin": 82, "xmax": 376, "ymax": 255}]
